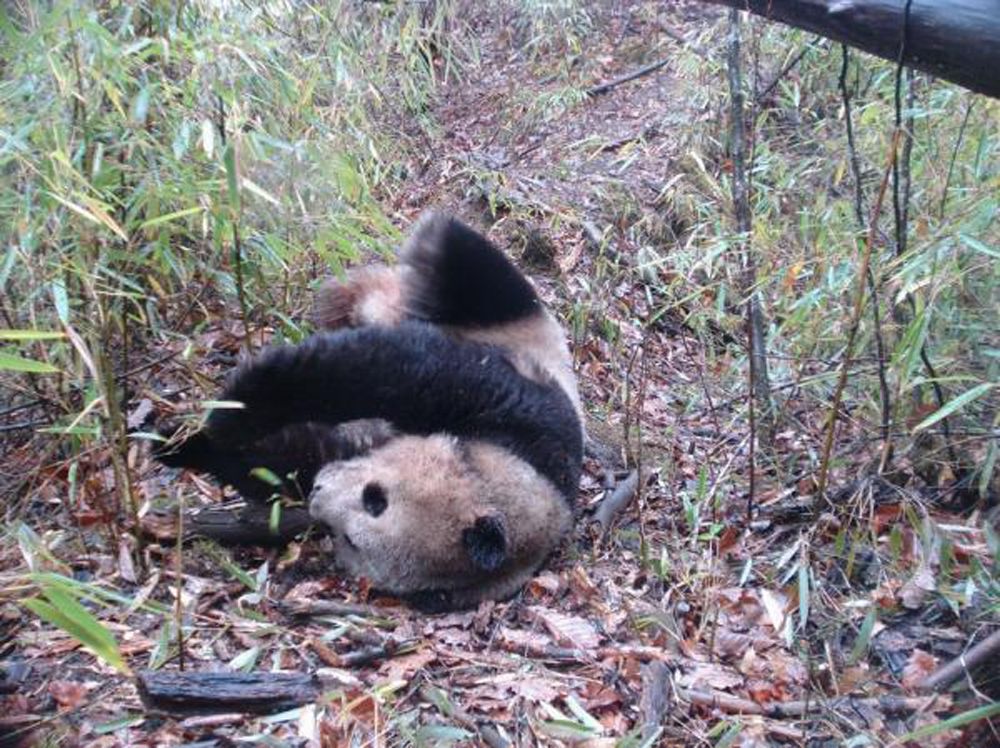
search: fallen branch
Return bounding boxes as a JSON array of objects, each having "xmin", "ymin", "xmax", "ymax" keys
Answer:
[
  {"xmin": 285, "ymin": 599, "xmax": 384, "ymax": 618},
  {"xmin": 587, "ymin": 57, "xmax": 670, "ymax": 97},
  {"xmin": 592, "ymin": 469, "xmax": 640, "ymax": 534},
  {"xmin": 755, "ymin": 36, "xmax": 823, "ymax": 102},
  {"xmin": 920, "ymin": 628, "xmax": 1000, "ymax": 692},
  {"xmin": 186, "ymin": 506, "xmax": 314, "ymax": 547},
  {"xmin": 497, "ymin": 636, "xmax": 672, "ymax": 664},
  {"xmin": 638, "ymin": 661, "xmax": 672, "ymax": 741},
  {"xmin": 137, "ymin": 671, "xmax": 321, "ymax": 715},
  {"xmin": 696, "ymin": 0, "xmax": 1000, "ymax": 99},
  {"xmin": 679, "ymin": 687, "xmax": 943, "ymax": 718}
]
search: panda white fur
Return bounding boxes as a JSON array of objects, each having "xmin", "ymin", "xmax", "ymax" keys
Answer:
[{"xmin": 158, "ymin": 214, "xmax": 583, "ymax": 611}]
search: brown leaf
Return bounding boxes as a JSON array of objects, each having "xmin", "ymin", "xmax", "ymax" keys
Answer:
[
  {"xmin": 527, "ymin": 571, "xmax": 562, "ymax": 599},
  {"xmin": 530, "ymin": 607, "xmax": 600, "ymax": 649},
  {"xmin": 902, "ymin": 649, "xmax": 938, "ymax": 691},
  {"xmin": 48, "ymin": 680, "xmax": 90, "ymax": 710},
  {"xmin": 900, "ymin": 565, "xmax": 936, "ymax": 610},
  {"xmin": 379, "ymin": 648, "xmax": 437, "ymax": 683}
]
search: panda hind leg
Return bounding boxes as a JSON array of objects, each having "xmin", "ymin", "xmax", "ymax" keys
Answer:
[{"xmin": 401, "ymin": 212, "xmax": 541, "ymax": 328}]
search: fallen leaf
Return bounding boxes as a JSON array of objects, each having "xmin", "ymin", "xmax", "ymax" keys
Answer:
[
  {"xmin": 379, "ymin": 648, "xmax": 437, "ymax": 683},
  {"xmin": 759, "ymin": 589, "xmax": 788, "ymax": 632},
  {"xmin": 48, "ymin": 680, "xmax": 90, "ymax": 710},
  {"xmin": 901, "ymin": 649, "xmax": 938, "ymax": 691},
  {"xmin": 530, "ymin": 607, "xmax": 600, "ymax": 649},
  {"xmin": 900, "ymin": 565, "xmax": 936, "ymax": 609}
]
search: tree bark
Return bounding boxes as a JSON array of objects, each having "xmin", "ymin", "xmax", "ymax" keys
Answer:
[
  {"xmin": 136, "ymin": 671, "xmax": 321, "ymax": 715},
  {"xmin": 698, "ymin": 0, "xmax": 1000, "ymax": 99}
]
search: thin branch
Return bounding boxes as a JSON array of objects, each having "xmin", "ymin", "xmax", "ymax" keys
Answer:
[
  {"xmin": 755, "ymin": 35, "xmax": 822, "ymax": 103},
  {"xmin": 939, "ymin": 98, "xmax": 975, "ymax": 220},
  {"xmin": 816, "ymin": 129, "xmax": 901, "ymax": 504},
  {"xmin": 920, "ymin": 628, "xmax": 1000, "ymax": 692},
  {"xmin": 592, "ymin": 469, "xmax": 640, "ymax": 534},
  {"xmin": 587, "ymin": 56, "xmax": 670, "ymax": 97},
  {"xmin": 839, "ymin": 44, "xmax": 892, "ymax": 471},
  {"xmin": 727, "ymin": 9, "xmax": 773, "ymax": 517}
]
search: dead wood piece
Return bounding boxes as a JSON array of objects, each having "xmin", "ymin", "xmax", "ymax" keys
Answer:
[
  {"xmin": 679, "ymin": 687, "xmax": 942, "ymax": 718},
  {"xmin": 498, "ymin": 637, "xmax": 672, "ymax": 664},
  {"xmin": 639, "ymin": 661, "xmax": 673, "ymax": 740},
  {"xmin": 592, "ymin": 469, "xmax": 640, "ymax": 533},
  {"xmin": 587, "ymin": 57, "xmax": 671, "ymax": 97},
  {"xmin": 285, "ymin": 599, "xmax": 382, "ymax": 618},
  {"xmin": 698, "ymin": 0, "xmax": 1000, "ymax": 99},
  {"xmin": 187, "ymin": 506, "xmax": 314, "ymax": 547},
  {"xmin": 920, "ymin": 627, "xmax": 1000, "ymax": 692},
  {"xmin": 136, "ymin": 670, "xmax": 321, "ymax": 715}
]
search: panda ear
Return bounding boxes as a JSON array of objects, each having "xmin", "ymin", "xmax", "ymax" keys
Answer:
[{"xmin": 462, "ymin": 515, "xmax": 507, "ymax": 572}]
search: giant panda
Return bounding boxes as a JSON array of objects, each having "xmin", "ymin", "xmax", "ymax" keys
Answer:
[{"xmin": 156, "ymin": 213, "xmax": 583, "ymax": 611}]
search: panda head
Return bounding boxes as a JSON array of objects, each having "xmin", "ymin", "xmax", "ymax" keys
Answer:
[{"xmin": 308, "ymin": 434, "xmax": 574, "ymax": 610}]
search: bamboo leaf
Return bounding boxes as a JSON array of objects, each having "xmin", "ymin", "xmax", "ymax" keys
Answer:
[
  {"xmin": 959, "ymin": 233, "xmax": 1000, "ymax": 260},
  {"xmin": 849, "ymin": 608, "xmax": 876, "ymax": 665},
  {"xmin": 51, "ymin": 280, "xmax": 70, "ymax": 325},
  {"xmin": 899, "ymin": 701, "xmax": 1000, "ymax": 741},
  {"xmin": 0, "ymin": 351, "xmax": 59, "ymax": 373},
  {"xmin": 23, "ymin": 587, "xmax": 129, "ymax": 673},
  {"xmin": 138, "ymin": 206, "xmax": 204, "ymax": 230},
  {"xmin": 0, "ymin": 329, "xmax": 65, "ymax": 341},
  {"xmin": 913, "ymin": 383, "xmax": 996, "ymax": 433}
]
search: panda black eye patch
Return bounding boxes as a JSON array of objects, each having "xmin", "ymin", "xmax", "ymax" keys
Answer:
[{"xmin": 362, "ymin": 482, "xmax": 388, "ymax": 517}]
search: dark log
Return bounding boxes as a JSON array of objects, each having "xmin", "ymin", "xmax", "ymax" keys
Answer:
[
  {"xmin": 698, "ymin": 0, "xmax": 1000, "ymax": 99},
  {"xmin": 187, "ymin": 506, "xmax": 315, "ymax": 547},
  {"xmin": 136, "ymin": 670, "xmax": 321, "ymax": 715}
]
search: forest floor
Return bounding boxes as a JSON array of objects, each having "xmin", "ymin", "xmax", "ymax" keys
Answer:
[{"xmin": 2, "ymin": 2, "xmax": 997, "ymax": 747}]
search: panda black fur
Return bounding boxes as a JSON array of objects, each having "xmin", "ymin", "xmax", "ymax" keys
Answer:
[{"xmin": 157, "ymin": 214, "xmax": 582, "ymax": 611}]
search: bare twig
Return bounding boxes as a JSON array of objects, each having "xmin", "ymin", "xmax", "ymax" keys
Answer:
[
  {"xmin": 587, "ymin": 57, "xmax": 670, "ymax": 97},
  {"xmin": 755, "ymin": 35, "xmax": 822, "ymax": 103},
  {"xmin": 816, "ymin": 129, "xmax": 901, "ymax": 503},
  {"xmin": 920, "ymin": 628, "xmax": 1000, "ymax": 692},
  {"xmin": 592, "ymin": 469, "xmax": 640, "ymax": 533},
  {"xmin": 727, "ymin": 9, "xmax": 774, "ymax": 515},
  {"xmin": 839, "ymin": 45, "xmax": 892, "ymax": 471},
  {"xmin": 678, "ymin": 687, "xmax": 942, "ymax": 718},
  {"xmin": 939, "ymin": 97, "xmax": 975, "ymax": 220}
]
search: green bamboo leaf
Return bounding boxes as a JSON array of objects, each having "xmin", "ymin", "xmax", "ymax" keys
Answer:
[
  {"xmin": 913, "ymin": 383, "xmax": 996, "ymax": 433},
  {"xmin": 960, "ymin": 233, "xmax": 1000, "ymax": 260},
  {"xmin": 0, "ymin": 351, "xmax": 59, "ymax": 373},
  {"xmin": 138, "ymin": 206, "xmax": 204, "ymax": 230},
  {"xmin": 131, "ymin": 86, "xmax": 150, "ymax": 125},
  {"xmin": 251, "ymin": 467, "xmax": 283, "ymax": 487},
  {"xmin": 51, "ymin": 280, "xmax": 69, "ymax": 325},
  {"xmin": 848, "ymin": 608, "xmax": 876, "ymax": 664},
  {"xmin": 412, "ymin": 725, "xmax": 471, "ymax": 743},
  {"xmin": 23, "ymin": 587, "xmax": 129, "ymax": 673},
  {"xmin": 899, "ymin": 701, "xmax": 1000, "ymax": 741},
  {"xmin": 0, "ymin": 329, "xmax": 65, "ymax": 341}
]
